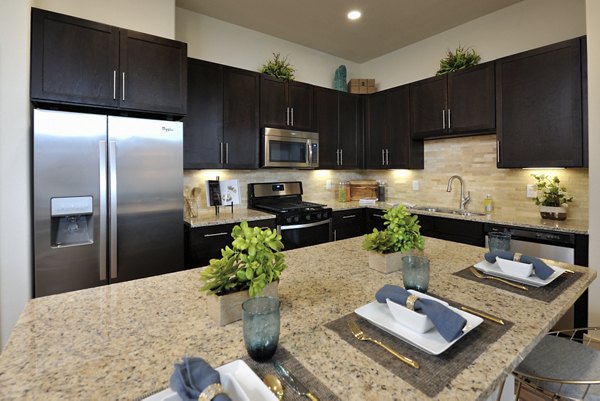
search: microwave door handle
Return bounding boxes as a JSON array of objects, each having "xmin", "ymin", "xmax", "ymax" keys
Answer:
[{"xmin": 307, "ymin": 141, "xmax": 312, "ymax": 166}]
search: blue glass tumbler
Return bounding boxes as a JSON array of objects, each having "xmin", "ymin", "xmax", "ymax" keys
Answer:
[
  {"xmin": 242, "ymin": 296, "xmax": 280, "ymax": 362},
  {"xmin": 402, "ymin": 255, "xmax": 430, "ymax": 293},
  {"xmin": 488, "ymin": 232, "xmax": 511, "ymax": 253}
]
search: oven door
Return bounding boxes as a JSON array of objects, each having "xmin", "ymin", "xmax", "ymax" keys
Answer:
[{"xmin": 277, "ymin": 219, "xmax": 332, "ymax": 250}]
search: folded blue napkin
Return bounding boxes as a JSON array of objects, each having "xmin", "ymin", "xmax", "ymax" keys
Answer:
[
  {"xmin": 484, "ymin": 251, "xmax": 554, "ymax": 280},
  {"xmin": 170, "ymin": 357, "xmax": 231, "ymax": 401},
  {"xmin": 375, "ymin": 284, "xmax": 467, "ymax": 342}
]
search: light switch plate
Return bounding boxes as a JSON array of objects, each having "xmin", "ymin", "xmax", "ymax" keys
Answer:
[
  {"xmin": 325, "ymin": 180, "xmax": 332, "ymax": 190},
  {"xmin": 412, "ymin": 180, "xmax": 420, "ymax": 191},
  {"xmin": 526, "ymin": 184, "xmax": 537, "ymax": 198}
]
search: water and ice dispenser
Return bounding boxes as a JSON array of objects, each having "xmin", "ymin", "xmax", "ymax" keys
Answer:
[{"xmin": 50, "ymin": 196, "xmax": 94, "ymax": 247}]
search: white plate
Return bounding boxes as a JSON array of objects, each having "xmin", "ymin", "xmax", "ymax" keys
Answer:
[
  {"xmin": 355, "ymin": 296, "xmax": 483, "ymax": 355},
  {"xmin": 142, "ymin": 359, "xmax": 278, "ymax": 401},
  {"xmin": 473, "ymin": 260, "xmax": 564, "ymax": 287}
]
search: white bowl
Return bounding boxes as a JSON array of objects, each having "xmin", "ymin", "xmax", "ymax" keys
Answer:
[
  {"xmin": 495, "ymin": 257, "xmax": 534, "ymax": 278},
  {"xmin": 386, "ymin": 290, "xmax": 447, "ymax": 333}
]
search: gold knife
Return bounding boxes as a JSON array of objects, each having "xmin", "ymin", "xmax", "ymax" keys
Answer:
[{"xmin": 460, "ymin": 306, "xmax": 505, "ymax": 325}]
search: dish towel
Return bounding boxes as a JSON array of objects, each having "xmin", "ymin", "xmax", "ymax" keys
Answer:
[
  {"xmin": 484, "ymin": 251, "xmax": 554, "ymax": 280},
  {"xmin": 170, "ymin": 357, "xmax": 231, "ymax": 401},
  {"xmin": 375, "ymin": 284, "xmax": 467, "ymax": 342}
]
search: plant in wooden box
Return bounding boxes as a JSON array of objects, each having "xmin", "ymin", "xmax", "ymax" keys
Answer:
[
  {"xmin": 362, "ymin": 205, "xmax": 425, "ymax": 273},
  {"xmin": 200, "ymin": 221, "xmax": 287, "ymax": 325},
  {"xmin": 531, "ymin": 174, "xmax": 573, "ymax": 221}
]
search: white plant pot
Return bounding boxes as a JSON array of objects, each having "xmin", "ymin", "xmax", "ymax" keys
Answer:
[
  {"xmin": 539, "ymin": 206, "xmax": 567, "ymax": 221},
  {"xmin": 206, "ymin": 280, "xmax": 279, "ymax": 326},
  {"xmin": 368, "ymin": 251, "xmax": 405, "ymax": 274}
]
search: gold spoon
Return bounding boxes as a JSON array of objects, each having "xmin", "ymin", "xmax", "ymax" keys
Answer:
[{"xmin": 263, "ymin": 374, "xmax": 284, "ymax": 400}]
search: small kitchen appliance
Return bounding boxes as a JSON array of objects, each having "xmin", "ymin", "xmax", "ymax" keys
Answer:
[{"xmin": 248, "ymin": 181, "xmax": 332, "ymax": 250}]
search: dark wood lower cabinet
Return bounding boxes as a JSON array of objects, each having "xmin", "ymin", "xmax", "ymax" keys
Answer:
[
  {"xmin": 184, "ymin": 219, "xmax": 276, "ymax": 269},
  {"xmin": 418, "ymin": 214, "xmax": 484, "ymax": 247},
  {"xmin": 364, "ymin": 208, "xmax": 387, "ymax": 232},
  {"xmin": 333, "ymin": 209, "xmax": 365, "ymax": 241}
]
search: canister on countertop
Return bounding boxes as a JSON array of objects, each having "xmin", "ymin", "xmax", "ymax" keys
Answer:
[
  {"xmin": 484, "ymin": 194, "xmax": 493, "ymax": 214},
  {"xmin": 377, "ymin": 181, "xmax": 386, "ymax": 202}
]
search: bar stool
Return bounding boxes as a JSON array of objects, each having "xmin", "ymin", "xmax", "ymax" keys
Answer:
[{"xmin": 512, "ymin": 327, "xmax": 600, "ymax": 401}]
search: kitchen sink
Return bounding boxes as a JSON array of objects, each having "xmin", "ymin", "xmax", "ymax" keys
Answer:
[{"xmin": 409, "ymin": 206, "xmax": 486, "ymax": 217}]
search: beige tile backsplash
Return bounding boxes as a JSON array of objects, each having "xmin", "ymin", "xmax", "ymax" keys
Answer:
[{"xmin": 184, "ymin": 134, "xmax": 588, "ymax": 224}]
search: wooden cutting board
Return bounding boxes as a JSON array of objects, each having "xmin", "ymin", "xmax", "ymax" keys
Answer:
[{"xmin": 349, "ymin": 180, "xmax": 378, "ymax": 200}]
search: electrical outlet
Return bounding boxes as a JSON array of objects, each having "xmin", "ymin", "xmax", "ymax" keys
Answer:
[
  {"xmin": 325, "ymin": 180, "xmax": 332, "ymax": 190},
  {"xmin": 412, "ymin": 180, "xmax": 420, "ymax": 191},
  {"xmin": 526, "ymin": 184, "xmax": 536, "ymax": 198}
]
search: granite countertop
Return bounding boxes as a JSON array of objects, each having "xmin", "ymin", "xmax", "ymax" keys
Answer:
[
  {"xmin": 0, "ymin": 237, "xmax": 595, "ymax": 400},
  {"xmin": 184, "ymin": 200, "xmax": 588, "ymax": 235},
  {"xmin": 185, "ymin": 207, "xmax": 275, "ymax": 228},
  {"xmin": 323, "ymin": 199, "xmax": 589, "ymax": 235}
]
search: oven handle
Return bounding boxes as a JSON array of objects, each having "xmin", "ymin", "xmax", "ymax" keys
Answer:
[{"xmin": 277, "ymin": 218, "xmax": 331, "ymax": 232}]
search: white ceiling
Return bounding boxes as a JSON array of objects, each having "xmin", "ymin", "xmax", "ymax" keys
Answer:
[{"xmin": 175, "ymin": 0, "xmax": 523, "ymax": 63}]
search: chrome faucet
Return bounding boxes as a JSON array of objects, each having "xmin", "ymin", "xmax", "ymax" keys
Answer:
[{"xmin": 447, "ymin": 175, "xmax": 471, "ymax": 210}]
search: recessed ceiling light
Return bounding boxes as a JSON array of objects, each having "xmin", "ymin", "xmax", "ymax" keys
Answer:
[{"xmin": 347, "ymin": 10, "xmax": 361, "ymax": 20}]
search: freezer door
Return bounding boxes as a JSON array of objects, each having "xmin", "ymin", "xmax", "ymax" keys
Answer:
[
  {"xmin": 108, "ymin": 116, "xmax": 183, "ymax": 282},
  {"xmin": 33, "ymin": 109, "xmax": 108, "ymax": 297}
]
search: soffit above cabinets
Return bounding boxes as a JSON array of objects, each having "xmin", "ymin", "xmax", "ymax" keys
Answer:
[{"xmin": 175, "ymin": 0, "xmax": 523, "ymax": 63}]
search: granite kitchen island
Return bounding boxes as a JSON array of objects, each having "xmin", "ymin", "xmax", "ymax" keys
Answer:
[{"xmin": 0, "ymin": 236, "xmax": 596, "ymax": 400}]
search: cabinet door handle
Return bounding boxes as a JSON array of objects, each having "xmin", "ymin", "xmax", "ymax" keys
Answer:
[
  {"xmin": 122, "ymin": 72, "xmax": 126, "ymax": 101},
  {"xmin": 333, "ymin": 229, "xmax": 337, "ymax": 241},
  {"xmin": 113, "ymin": 70, "xmax": 117, "ymax": 100},
  {"xmin": 286, "ymin": 107, "xmax": 290, "ymax": 125},
  {"xmin": 448, "ymin": 109, "xmax": 451, "ymax": 129},
  {"xmin": 342, "ymin": 214, "xmax": 356, "ymax": 219},
  {"xmin": 225, "ymin": 143, "xmax": 229, "ymax": 164},
  {"xmin": 220, "ymin": 142, "xmax": 224, "ymax": 164},
  {"xmin": 340, "ymin": 148, "xmax": 343, "ymax": 166},
  {"xmin": 385, "ymin": 149, "xmax": 389, "ymax": 166},
  {"xmin": 204, "ymin": 232, "xmax": 229, "ymax": 238},
  {"xmin": 382, "ymin": 149, "xmax": 385, "ymax": 165},
  {"xmin": 442, "ymin": 109, "xmax": 446, "ymax": 129},
  {"xmin": 336, "ymin": 149, "xmax": 340, "ymax": 165},
  {"xmin": 373, "ymin": 214, "xmax": 384, "ymax": 218},
  {"xmin": 497, "ymin": 140, "xmax": 501, "ymax": 163},
  {"xmin": 291, "ymin": 107, "xmax": 294, "ymax": 126}
]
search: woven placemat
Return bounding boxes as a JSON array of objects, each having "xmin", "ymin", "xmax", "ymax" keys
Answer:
[
  {"xmin": 325, "ymin": 310, "xmax": 513, "ymax": 398},
  {"xmin": 453, "ymin": 267, "xmax": 582, "ymax": 302},
  {"xmin": 244, "ymin": 346, "xmax": 341, "ymax": 401}
]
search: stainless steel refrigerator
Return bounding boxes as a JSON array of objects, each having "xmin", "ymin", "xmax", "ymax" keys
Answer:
[{"xmin": 33, "ymin": 109, "xmax": 183, "ymax": 297}]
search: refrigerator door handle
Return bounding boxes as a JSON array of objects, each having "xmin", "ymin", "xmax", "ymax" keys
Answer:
[
  {"xmin": 108, "ymin": 140, "xmax": 118, "ymax": 280},
  {"xmin": 99, "ymin": 141, "xmax": 108, "ymax": 281}
]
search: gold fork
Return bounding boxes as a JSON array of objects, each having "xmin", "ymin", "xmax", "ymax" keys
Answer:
[
  {"xmin": 347, "ymin": 320, "xmax": 420, "ymax": 369},
  {"xmin": 469, "ymin": 266, "xmax": 528, "ymax": 291}
]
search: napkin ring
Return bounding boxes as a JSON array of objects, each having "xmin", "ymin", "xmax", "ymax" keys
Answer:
[
  {"xmin": 198, "ymin": 383, "xmax": 227, "ymax": 401},
  {"xmin": 406, "ymin": 294, "xmax": 418, "ymax": 311},
  {"xmin": 513, "ymin": 252, "xmax": 522, "ymax": 262}
]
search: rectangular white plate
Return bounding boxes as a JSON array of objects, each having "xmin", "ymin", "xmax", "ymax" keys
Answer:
[
  {"xmin": 473, "ymin": 260, "xmax": 565, "ymax": 287},
  {"xmin": 354, "ymin": 296, "xmax": 483, "ymax": 355},
  {"xmin": 142, "ymin": 359, "xmax": 278, "ymax": 401}
]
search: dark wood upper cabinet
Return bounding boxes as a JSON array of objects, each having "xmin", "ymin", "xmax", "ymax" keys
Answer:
[
  {"xmin": 184, "ymin": 59, "xmax": 259, "ymax": 169},
  {"xmin": 315, "ymin": 87, "xmax": 362, "ymax": 169},
  {"xmin": 260, "ymin": 75, "xmax": 314, "ymax": 131},
  {"xmin": 366, "ymin": 85, "xmax": 423, "ymax": 169},
  {"xmin": 30, "ymin": 8, "xmax": 187, "ymax": 116},
  {"xmin": 496, "ymin": 37, "xmax": 586, "ymax": 168},
  {"xmin": 410, "ymin": 62, "xmax": 495, "ymax": 139}
]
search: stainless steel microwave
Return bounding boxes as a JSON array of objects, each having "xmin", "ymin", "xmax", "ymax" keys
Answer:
[{"xmin": 262, "ymin": 127, "xmax": 319, "ymax": 168}]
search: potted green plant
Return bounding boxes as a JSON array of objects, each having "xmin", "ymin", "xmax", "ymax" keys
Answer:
[
  {"xmin": 362, "ymin": 205, "xmax": 425, "ymax": 273},
  {"xmin": 436, "ymin": 45, "xmax": 481, "ymax": 75},
  {"xmin": 200, "ymin": 221, "xmax": 287, "ymax": 325},
  {"xmin": 531, "ymin": 174, "xmax": 573, "ymax": 220},
  {"xmin": 259, "ymin": 52, "xmax": 295, "ymax": 81}
]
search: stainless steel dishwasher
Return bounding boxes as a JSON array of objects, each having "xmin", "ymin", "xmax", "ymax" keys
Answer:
[{"xmin": 484, "ymin": 223, "xmax": 576, "ymax": 330}]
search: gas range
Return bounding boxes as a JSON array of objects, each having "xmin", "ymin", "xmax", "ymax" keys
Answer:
[{"xmin": 248, "ymin": 181, "xmax": 332, "ymax": 249}]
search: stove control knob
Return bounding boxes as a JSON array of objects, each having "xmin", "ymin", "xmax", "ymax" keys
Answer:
[
  {"xmin": 316, "ymin": 213, "xmax": 322, "ymax": 219},
  {"xmin": 294, "ymin": 216, "xmax": 300, "ymax": 223},
  {"xmin": 285, "ymin": 216, "xmax": 293, "ymax": 224},
  {"xmin": 323, "ymin": 211, "xmax": 329, "ymax": 219},
  {"xmin": 305, "ymin": 214, "xmax": 311, "ymax": 221}
]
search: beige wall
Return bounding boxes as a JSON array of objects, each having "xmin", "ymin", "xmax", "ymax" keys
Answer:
[
  {"xmin": 362, "ymin": 0, "xmax": 586, "ymax": 90},
  {"xmin": 586, "ymin": 0, "xmax": 600, "ymax": 328},
  {"xmin": 175, "ymin": 7, "xmax": 361, "ymax": 88},
  {"xmin": 0, "ymin": 0, "xmax": 32, "ymax": 348},
  {"xmin": 32, "ymin": 0, "xmax": 176, "ymax": 39}
]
